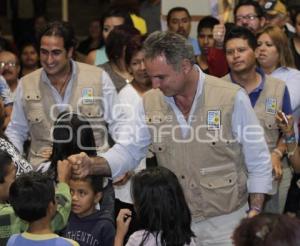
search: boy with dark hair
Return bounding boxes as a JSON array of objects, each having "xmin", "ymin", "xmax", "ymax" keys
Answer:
[
  {"xmin": 0, "ymin": 150, "xmax": 72, "ymax": 245},
  {"xmin": 223, "ymin": 26, "xmax": 292, "ymax": 214},
  {"xmin": 196, "ymin": 16, "xmax": 228, "ymax": 77},
  {"xmin": 7, "ymin": 171, "xmax": 78, "ymax": 245},
  {"xmin": 62, "ymin": 175, "xmax": 115, "ymax": 246}
]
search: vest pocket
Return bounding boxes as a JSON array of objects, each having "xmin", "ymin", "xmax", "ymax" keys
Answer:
[
  {"xmin": 197, "ymin": 163, "xmax": 239, "ymax": 216},
  {"xmin": 78, "ymin": 104, "xmax": 102, "ymax": 119},
  {"xmin": 152, "ymin": 142, "xmax": 172, "ymax": 166},
  {"xmin": 263, "ymin": 118, "xmax": 279, "ymax": 148}
]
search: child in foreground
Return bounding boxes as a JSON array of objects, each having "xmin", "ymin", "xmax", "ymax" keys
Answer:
[
  {"xmin": 62, "ymin": 175, "xmax": 115, "ymax": 246},
  {"xmin": 233, "ymin": 213, "xmax": 300, "ymax": 246},
  {"xmin": 115, "ymin": 166, "xmax": 196, "ymax": 246},
  {"xmin": 47, "ymin": 112, "xmax": 115, "ymax": 245},
  {"xmin": 0, "ymin": 150, "xmax": 72, "ymax": 245},
  {"xmin": 7, "ymin": 171, "xmax": 78, "ymax": 245}
]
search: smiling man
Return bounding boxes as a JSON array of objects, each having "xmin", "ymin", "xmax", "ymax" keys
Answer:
[{"xmin": 5, "ymin": 21, "xmax": 124, "ymax": 169}]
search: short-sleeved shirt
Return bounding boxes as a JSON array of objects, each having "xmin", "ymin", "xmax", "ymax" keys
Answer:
[{"xmin": 7, "ymin": 232, "xmax": 79, "ymax": 246}]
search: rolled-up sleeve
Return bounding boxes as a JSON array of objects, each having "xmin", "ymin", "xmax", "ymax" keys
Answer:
[{"xmin": 232, "ymin": 89, "xmax": 272, "ymax": 194}]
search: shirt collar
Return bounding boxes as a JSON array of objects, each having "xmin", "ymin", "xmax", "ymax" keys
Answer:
[
  {"xmin": 229, "ymin": 67, "xmax": 265, "ymax": 93},
  {"xmin": 164, "ymin": 64, "xmax": 205, "ymax": 104},
  {"xmin": 41, "ymin": 59, "xmax": 77, "ymax": 85}
]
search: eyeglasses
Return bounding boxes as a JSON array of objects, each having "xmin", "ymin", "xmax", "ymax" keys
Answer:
[
  {"xmin": 236, "ymin": 15, "xmax": 259, "ymax": 22},
  {"xmin": 0, "ymin": 61, "xmax": 17, "ymax": 69}
]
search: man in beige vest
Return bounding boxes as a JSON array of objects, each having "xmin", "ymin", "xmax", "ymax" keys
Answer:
[
  {"xmin": 223, "ymin": 26, "xmax": 293, "ymax": 214},
  {"xmin": 68, "ymin": 31, "xmax": 272, "ymax": 245},
  {"xmin": 5, "ymin": 21, "xmax": 124, "ymax": 169},
  {"xmin": 5, "ymin": 21, "xmax": 130, "ymax": 219}
]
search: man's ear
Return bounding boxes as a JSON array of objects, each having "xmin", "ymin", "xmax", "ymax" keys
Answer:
[
  {"xmin": 67, "ymin": 47, "xmax": 74, "ymax": 59},
  {"xmin": 181, "ymin": 58, "xmax": 193, "ymax": 74},
  {"xmin": 254, "ymin": 47, "xmax": 260, "ymax": 59},
  {"xmin": 260, "ymin": 17, "xmax": 266, "ymax": 28},
  {"xmin": 48, "ymin": 200, "xmax": 57, "ymax": 218}
]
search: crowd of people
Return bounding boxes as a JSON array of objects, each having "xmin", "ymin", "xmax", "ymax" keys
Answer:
[{"xmin": 1, "ymin": 0, "xmax": 300, "ymax": 245}]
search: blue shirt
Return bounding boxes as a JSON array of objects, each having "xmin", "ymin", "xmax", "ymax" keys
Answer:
[
  {"xmin": 7, "ymin": 232, "xmax": 79, "ymax": 246},
  {"xmin": 0, "ymin": 75, "xmax": 13, "ymax": 106},
  {"xmin": 230, "ymin": 67, "xmax": 292, "ymax": 114},
  {"xmin": 188, "ymin": 37, "xmax": 201, "ymax": 56}
]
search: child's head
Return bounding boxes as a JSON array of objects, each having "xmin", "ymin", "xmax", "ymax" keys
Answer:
[
  {"xmin": 0, "ymin": 150, "xmax": 16, "ymax": 202},
  {"xmin": 9, "ymin": 171, "xmax": 56, "ymax": 223},
  {"xmin": 50, "ymin": 112, "xmax": 97, "ymax": 179},
  {"xmin": 233, "ymin": 213, "xmax": 300, "ymax": 246},
  {"xmin": 70, "ymin": 175, "xmax": 103, "ymax": 218},
  {"xmin": 131, "ymin": 166, "xmax": 194, "ymax": 245}
]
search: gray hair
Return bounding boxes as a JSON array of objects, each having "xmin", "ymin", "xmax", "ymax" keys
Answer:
[{"xmin": 143, "ymin": 31, "xmax": 195, "ymax": 71}]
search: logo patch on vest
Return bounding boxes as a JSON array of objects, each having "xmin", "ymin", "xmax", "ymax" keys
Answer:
[
  {"xmin": 265, "ymin": 98, "xmax": 277, "ymax": 114},
  {"xmin": 82, "ymin": 87, "xmax": 94, "ymax": 104},
  {"xmin": 207, "ymin": 110, "xmax": 221, "ymax": 130}
]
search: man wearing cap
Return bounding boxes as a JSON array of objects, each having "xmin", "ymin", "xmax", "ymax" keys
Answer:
[
  {"xmin": 213, "ymin": 1, "xmax": 266, "ymax": 52},
  {"xmin": 263, "ymin": 0, "xmax": 295, "ymax": 37}
]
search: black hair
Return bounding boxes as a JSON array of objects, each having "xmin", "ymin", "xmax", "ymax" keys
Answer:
[
  {"xmin": 38, "ymin": 21, "xmax": 77, "ymax": 51},
  {"xmin": 233, "ymin": 213, "xmax": 300, "ymax": 246},
  {"xmin": 20, "ymin": 42, "xmax": 39, "ymax": 55},
  {"xmin": 105, "ymin": 24, "xmax": 140, "ymax": 65},
  {"xmin": 224, "ymin": 25, "xmax": 257, "ymax": 50},
  {"xmin": 49, "ymin": 112, "xmax": 97, "ymax": 180},
  {"xmin": 131, "ymin": 166, "xmax": 195, "ymax": 246},
  {"xmin": 125, "ymin": 34, "xmax": 146, "ymax": 67},
  {"xmin": 73, "ymin": 175, "xmax": 104, "ymax": 193},
  {"xmin": 9, "ymin": 171, "xmax": 55, "ymax": 222},
  {"xmin": 0, "ymin": 149, "xmax": 13, "ymax": 184},
  {"xmin": 197, "ymin": 16, "xmax": 220, "ymax": 35},
  {"xmin": 291, "ymin": 8, "xmax": 300, "ymax": 26},
  {"xmin": 234, "ymin": 1, "xmax": 265, "ymax": 19},
  {"xmin": 100, "ymin": 7, "xmax": 134, "ymax": 32},
  {"xmin": 167, "ymin": 7, "xmax": 191, "ymax": 25}
]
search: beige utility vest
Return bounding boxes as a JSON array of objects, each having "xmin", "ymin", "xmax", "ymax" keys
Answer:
[
  {"xmin": 143, "ymin": 75, "xmax": 248, "ymax": 220},
  {"xmin": 22, "ymin": 62, "xmax": 108, "ymax": 168},
  {"xmin": 223, "ymin": 74, "xmax": 285, "ymax": 151}
]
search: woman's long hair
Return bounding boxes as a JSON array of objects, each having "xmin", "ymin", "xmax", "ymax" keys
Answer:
[
  {"xmin": 49, "ymin": 112, "xmax": 97, "ymax": 180},
  {"xmin": 131, "ymin": 166, "xmax": 195, "ymax": 246},
  {"xmin": 257, "ymin": 25, "xmax": 295, "ymax": 68}
]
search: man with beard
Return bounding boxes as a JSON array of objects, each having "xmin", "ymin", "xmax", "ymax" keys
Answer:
[{"xmin": 167, "ymin": 7, "xmax": 201, "ymax": 57}]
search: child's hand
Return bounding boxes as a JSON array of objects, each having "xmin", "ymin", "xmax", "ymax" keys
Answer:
[
  {"xmin": 116, "ymin": 209, "xmax": 132, "ymax": 238},
  {"xmin": 57, "ymin": 160, "xmax": 72, "ymax": 184}
]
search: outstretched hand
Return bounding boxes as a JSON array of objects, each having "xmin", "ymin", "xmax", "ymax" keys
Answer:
[{"xmin": 68, "ymin": 152, "xmax": 93, "ymax": 179}]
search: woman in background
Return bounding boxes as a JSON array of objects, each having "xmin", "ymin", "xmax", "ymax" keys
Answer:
[
  {"xmin": 85, "ymin": 7, "xmax": 134, "ymax": 66},
  {"xmin": 19, "ymin": 42, "xmax": 40, "ymax": 77},
  {"xmin": 99, "ymin": 25, "xmax": 140, "ymax": 92},
  {"xmin": 256, "ymin": 25, "xmax": 300, "ymax": 216}
]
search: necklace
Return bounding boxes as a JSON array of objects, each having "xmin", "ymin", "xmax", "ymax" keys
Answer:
[{"xmin": 58, "ymin": 69, "xmax": 71, "ymax": 96}]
